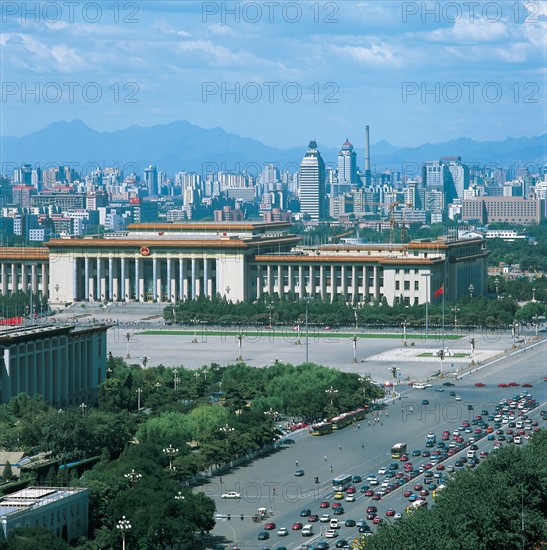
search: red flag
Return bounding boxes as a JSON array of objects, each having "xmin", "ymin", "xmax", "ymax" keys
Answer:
[{"xmin": 434, "ymin": 285, "xmax": 444, "ymax": 298}]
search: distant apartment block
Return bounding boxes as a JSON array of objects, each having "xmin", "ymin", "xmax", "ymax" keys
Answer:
[
  {"xmin": 213, "ymin": 206, "xmax": 244, "ymax": 221},
  {"xmin": 462, "ymin": 196, "xmax": 545, "ymax": 225},
  {"xmin": 0, "ymin": 487, "xmax": 88, "ymax": 543}
]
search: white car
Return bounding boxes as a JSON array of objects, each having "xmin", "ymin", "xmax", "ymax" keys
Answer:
[
  {"xmin": 277, "ymin": 527, "xmax": 288, "ymax": 536},
  {"xmin": 320, "ymin": 514, "xmax": 331, "ymax": 522},
  {"xmin": 325, "ymin": 529, "xmax": 338, "ymax": 538},
  {"xmin": 378, "ymin": 467, "xmax": 387, "ymax": 475},
  {"xmin": 346, "ymin": 494, "xmax": 355, "ymax": 502},
  {"xmin": 221, "ymin": 491, "xmax": 241, "ymax": 499},
  {"xmin": 455, "ymin": 395, "xmax": 462, "ymax": 401}
]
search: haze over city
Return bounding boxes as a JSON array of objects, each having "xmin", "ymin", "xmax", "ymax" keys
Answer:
[{"xmin": 1, "ymin": 0, "xmax": 546, "ymax": 147}]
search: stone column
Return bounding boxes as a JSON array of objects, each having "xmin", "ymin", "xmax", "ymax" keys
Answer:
[
  {"xmin": 84, "ymin": 258, "xmax": 90, "ymax": 300},
  {"xmin": 73, "ymin": 260, "xmax": 79, "ymax": 301},
  {"xmin": 96, "ymin": 258, "xmax": 102, "ymax": 301},
  {"xmin": 1, "ymin": 264, "xmax": 7, "ymax": 295},
  {"xmin": 203, "ymin": 259, "xmax": 208, "ymax": 298},
  {"xmin": 120, "ymin": 258, "xmax": 126, "ymax": 301},
  {"xmin": 152, "ymin": 257, "xmax": 158, "ymax": 301},
  {"xmin": 108, "ymin": 257, "xmax": 114, "ymax": 301},
  {"xmin": 179, "ymin": 258, "xmax": 185, "ymax": 300},
  {"xmin": 191, "ymin": 258, "xmax": 197, "ymax": 299}
]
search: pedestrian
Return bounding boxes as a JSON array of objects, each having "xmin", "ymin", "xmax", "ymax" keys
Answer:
[
  {"xmin": 410, "ymin": 407, "xmax": 414, "ymax": 413},
  {"xmin": 330, "ymin": 465, "xmax": 334, "ymax": 472},
  {"xmin": 295, "ymin": 460, "xmax": 299, "ymax": 467},
  {"xmin": 272, "ymin": 487, "xmax": 276, "ymax": 496},
  {"xmin": 385, "ymin": 412, "xmax": 388, "ymax": 417},
  {"xmin": 357, "ymin": 423, "xmax": 361, "ymax": 429},
  {"xmin": 324, "ymin": 454, "xmax": 328, "ymax": 461},
  {"xmin": 361, "ymin": 442, "xmax": 365, "ymax": 449},
  {"xmin": 338, "ymin": 444, "xmax": 342, "ymax": 450},
  {"xmin": 368, "ymin": 421, "xmax": 371, "ymax": 427}
]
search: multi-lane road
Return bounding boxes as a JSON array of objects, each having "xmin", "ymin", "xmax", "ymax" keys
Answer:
[{"xmin": 202, "ymin": 341, "xmax": 546, "ymax": 549}]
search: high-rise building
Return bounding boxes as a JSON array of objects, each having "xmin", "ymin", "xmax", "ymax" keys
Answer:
[
  {"xmin": 144, "ymin": 165, "xmax": 158, "ymax": 195},
  {"xmin": 299, "ymin": 140, "xmax": 326, "ymax": 221},
  {"xmin": 337, "ymin": 139, "xmax": 357, "ymax": 186}
]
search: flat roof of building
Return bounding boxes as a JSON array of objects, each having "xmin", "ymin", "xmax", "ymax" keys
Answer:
[{"xmin": 0, "ymin": 487, "xmax": 86, "ymax": 518}]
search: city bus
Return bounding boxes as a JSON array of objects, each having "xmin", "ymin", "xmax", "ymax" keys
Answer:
[
  {"xmin": 391, "ymin": 442, "xmax": 407, "ymax": 459},
  {"xmin": 331, "ymin": 413, "xmax": 353, "ymax": 430},
  {"xmin": 310, "ymin": 422, "xmax": 333, "ymax": 436},
  {"xmin": 332, "ymin": 474, "xmax": 353, "ymax": 492},
  {"xmin": 405, "ymin": 499, "xmax": 428, "ymax": 513}
]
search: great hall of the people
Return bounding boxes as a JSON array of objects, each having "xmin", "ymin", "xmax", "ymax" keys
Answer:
[{"xmin": 1, "ymin": 222, "xmax": 488, "ymax": 307}]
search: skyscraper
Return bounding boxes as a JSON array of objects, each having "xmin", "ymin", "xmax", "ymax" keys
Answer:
[
  {"xmin": 299, "ymin": 140, "xmax": 326, "ymax": 221},
  {"xmin": 144, "ymin": 165, "xmax": 158, "ymax": 195},
  {"xmin": 337, "ymin": 139, "xmax": 357, "ymax": 185}
]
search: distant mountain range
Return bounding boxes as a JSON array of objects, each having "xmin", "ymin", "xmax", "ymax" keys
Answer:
[{"xmin": 1, "ymin": 120, "xmax": 545, "ymax": 176}]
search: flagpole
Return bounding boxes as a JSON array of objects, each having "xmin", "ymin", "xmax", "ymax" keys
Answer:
[{"xmin": 441, "ymin": 284, "xmax": 445, "ymax": 377}]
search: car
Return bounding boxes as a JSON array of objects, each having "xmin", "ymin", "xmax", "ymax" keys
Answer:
[
  {"xmin": 280, "ymin": 438, "xmax": 295, "ymax": 444},
  {"xmin": 385, "ymin": 509, "xmax": 396, "ymax": 517},
  {"xmin": 332, "ymin": 503, "xmax": 342, "ymax": 509},
  {"xmin": 372, "ymin": 493, "xmax": 382, "ymax": 500},
  {"xmin": 421, "ymin": 399, "xmax": 430, "ymax": 405},
  {"xmin": 346, "ymin": 486, "xmax": 356, "ymax": 494},
  {"xmin": 508, "ymin": 382, "xmax": 520, "ymax": 387},
  {"xmin": 498, "ymin": 383, "xmax": 508, "ymax": 388},
  {"xmin": 264, "ymin": 522, "xmax": 276, "ymax": 530},
  {"xmin": 360, "ymin": 485, "xmax": 370, "ymax": 493},
  {"xmin": 455, "ymin": 395, "xmax": 462, "ymax": 401},
  {"xmin": 435, "ymin": 386, "xmax": 444, "ymax": 392},
  {"xmin": 333, "ymin": 507, "xmax": 344, "ymax": 515},
  {"xmin": 422, "ymin": 450, "xmax": 431, "ymax": 457},
  {"xmin": 356, "ymin": 519, "xmax": 368, "ymax": 528},
  {"xmin": 412, "ymin": 449, "xmax": 421, "ymax": 456},
  {"xmin": 320, "ymin": 514, "xmax": 331, "ymax": 522},
  {"xmin": 403, "ymin": 489, "xmax": 412, "ymax": 497},
  {"xmin": 333, "ymin": 492, "xmax": 344, "ymax": 500},
  {"xmin": 363, "ymin": 489, "xmax": 374, "ymax": 496},
  {"xmin": 474, "ymin": 382, "xmax": 486, "ymax": 387},
  {"xmin": 277, "ymin": 527, "xmax": 288, "ymax": 536},
  {"xmin": 221, "ymin": 491, "xmax": 241, "ymax": 499},
  {"xmin": 258, "ymin": 531, "xmax": 270, "ymax": 540},
  {"xmin": 292, "ymin": 522, "xmax": 303, "ymax": 530},
  {"xmin": 294, "ymin": 469, "xmax": 305, "ymax": 477},
  {"xmin": 352, "ymin": 475, "xmax": 362, "ymax": 483},
  {"xmin": 522, "ymin": 383, "xmax": 533, "ymax": 388},
  {"xmin": 378, "ymin": 467, "xmax": 387, "ymax": 475},
  {"xmin": 335, "ymin": 540, "xmax": 349, "ymax": 548},
  {"xmin": 373, "ymin": 516, "xmax": 383, "ymax": 524},
  {"xmin": 345, "ymin": 494, "xmax": 355, "ymax": 502},
  {"xmin": 316, "ymin": 542, "xmax": 330, "ymax": 550},
  {"xmin": 320, "ymin": 501, "xmax": 330, "ymax": 508},
  {"xmin": 436, "ymin": 464, "xmax": 445, "ymax": 470},
  {"xmin": 309, "ymin": 514, "xmax": 319, "ymax": 522},
  {"xmin": 340, "ymin": 519, "xmax": 354, "ymax": 528},
  {"xmin": 325, "ymin": 530, "xmax": 338, "ymax": 538},
  {"xmin": 449, "ymin": 391, "xmax": 456, "ymax": 396},
  {"xmin": 359, "ymin": 525, "xmax": 371, "ymax": 533}
]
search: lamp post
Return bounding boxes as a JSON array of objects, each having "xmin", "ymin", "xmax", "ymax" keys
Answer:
[
  {"xmin": 55, "ymin": 283, "xmax": 60, "ymax": 301},
  {"xmin": 451, "ymin": 307, "xmax": 460, "ymax": 330},
  {"xmin": 124, "ymin": 468, "xmax": 142, "ymax": 487},
  {"xmin": 325, "ymin": 386, "xmax": 338, "ymax": 406},
  {"xmin": 468, "ymin": 283, "xmax": 474, "ymax": 299},
  {"xmin": 469, "ymin": 337, "xmax": 476, "ymax": 363},
  {"xmin": 236, "ymin": 332, "xmax": 243, "ymax": 362},
  {"xmin": 389, "ymin": 365, "xmax": 397, "ymax": 402},
  {"xmin": 295, "ymin": 320, "xmax": 302, "ymax": 345},
  {"xmin": 220, "ymin": 423, "xmax": 235, "ymax": 438},
  {"xmin": 79, "ymin": 402, "xmax": 87, "ymax": 414},
  {"xmin": 351, "ymin": 334, "xmax": 358, "ymax": 363},
  {"xmin": 175, "ymin": 491, "xmax": 185, "ymax": 502},
  {"xmin": 532, "ymin": 315, "xmax": 539, "ymax": 337},
  {"xmin": 163, "ymin": 444, "xmax": 179, "ymax": 470},
  {"xmin": 303, "ymin": 297, "xmax": 313, "ymax": 363},
  {"xmin": 532, "ymin": 287, "xmax": 536, "ymax": 302},
  {"xmin": 116, "ymin": 516, "xmax": 131, "ymax": 550},
  {"xmin": 421, "ymin": 272, "xmax": 431, "ymax": 338},
  {"xmin": 495, "ymin": 277, "xmax": 500, "ymax": 298},
  {"xmin": 140, "ymin": 356, "xmax": 149, "ymax": 369},
  {"xmin": 512, "ymin": 321, "xmax": 518, "ymax": 345},
  {"xmin": 136, "ymin": 387, "xmax": 143, "ymax": 410},
  {"xmin": 191, "ymin": 316, "xmax": 199, "ymax": 343},
  {"xmin": 173, "ymin": 369, "xmax": 180, "ymax": 391},
  {"xmin": 401, "ymin": 320, "xmax": 409, "ymax": 347},
  {"xmin": 264, "ymin": 408, "xmax": 278, "ymax": 421},
  {"xmin": 266, "ymin": 301, "xmax": 274, "ymax": 328},
  {"xmin": 125, "ymin": 332, "xmax": 132, "ymax": 359}
]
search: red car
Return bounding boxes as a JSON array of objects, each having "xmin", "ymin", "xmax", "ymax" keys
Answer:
[
  {"xmin": 292, "ymin": 522, "xmax": 303, "ymax": 530},
  {"xmin": 346, "ymin": 486, "xmax": 356, "ymax": 494},
  {"xmin": 366, "ymin": 506, "xmax": 378, "ymax": 513},
  {"xmin": 372, "ymin": 494, "xmax": 382, "ymax": 500},
  {"xmin": 399, "ymin": 454, "xmax": 409, "ymax": 462},
  {"xmin": 319, "ymin": 501, "xmax": 330, "ymax": 508},
  {"xmin": 474, "ymin": 382, "xmax": 486, "ymax": 387},
  {"xmin": 420, "ymin": 489, "xmax": 429, "ymax": 496},
  {"xmin": 373, "ymin": 516, "xmax": 383, "ymax": 524},
  {"xmin": 522, "ymin": 383, "xmax": 533, "ymax": 388},
  {"xmin": 436, "ymin": 464, "xmax": 445, "ymax": 470},
  {"xmin": 309, "ymin": 514, "xmax": 319, "ymax": 522},
  {"xmin": 385, "ymin": 509, "xmax": 396, "ymax": 517},
  {"xmin": 498, "ymin": 383, "xmax": 508, "ymax": 388},
  {"xmin": 508, "ymin": 382, "xmax": 520, "ymax": 387},
  {"xmin": 332, "ymin": 503, "xmax": 342, "ymax": 509},
  {"xmin": 414, "ymin": 484, "xmax": 423, "ymax": 491},
  {"xmin": 364, "ymin": 489, "xmax": 374, "ymax": 496},
  {"xmin": 403, "ymin": 490, "xmax": 412, "ymax": 497},
  {"xmin": 264, "ymin": 522, "xmax": 275, "ymax": 530}
]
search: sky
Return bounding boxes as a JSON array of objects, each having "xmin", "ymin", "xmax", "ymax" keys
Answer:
[{"xmin": 1, "ymin": 0, "xmax": 546, "ymax": 148}]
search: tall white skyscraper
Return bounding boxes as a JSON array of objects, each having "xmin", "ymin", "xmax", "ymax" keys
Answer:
[
  {"xmin": 144, "ymin": 165, "xmax": 158, "ymax": 195},
  {"xmin": 299, "ymin": 140, "xmax": 326, "ymax": 221},
  {"xmin": 337, "ymin": 139, "xmax": 357, "ymax": 185}
]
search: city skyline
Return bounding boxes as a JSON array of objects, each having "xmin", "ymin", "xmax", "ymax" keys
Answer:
[{"xmin": 1, "ymin": 1, "xmax": 545, "ymax": 148}]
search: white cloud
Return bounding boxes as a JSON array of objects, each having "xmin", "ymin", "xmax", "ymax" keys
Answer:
[{"xmin": 330, "ymin": 43, "xmax": 401, "ymax": 67}]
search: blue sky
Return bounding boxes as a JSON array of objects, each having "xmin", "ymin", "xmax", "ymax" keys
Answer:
[{"xmin": 1, "ymin": 1, "xmax": 545, "ymax": 148}]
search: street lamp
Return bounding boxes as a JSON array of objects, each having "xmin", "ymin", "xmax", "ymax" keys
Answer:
[
  {"xmin": 325, "ymin": 386, "xmax": 338, "ymax": 406},
  {"xmin": 79, "ymin": 402, "xmax": 87, "ymax": 414},
  {"xmin": 401, "ymin": 320, "xmax": 410, "ymax": 347},
  {"xmin": 512, "ymin": 321, "xmax": 518, "ymax": 345},
  {"xmin": 451, "ymin": 307, "xmax": 460, "ymax": 330},
  {"xmin": 532, "ymin": 315, "xmax": 539, "ymax": 337},
  {"xmin": 236, "ymin": 332, "xmax": 243, "ymax": 362},
  {"xmin": 495, "ymin": 277, "xmax": 500, "ymax": 298},
  {"xmin": 469, "ymin": 337, "xmax": 476, "ymax": 363},
  {"xmin": 116, "ymin": 516, "xmax": 131, "ymax": 550},
  {"xmin": 175, "ymin": 491, "xmax": 185, "ymax": 502},
  {"xmin": 303, "ymin": 297, "xmax": 313, "ymax": 363},
  {"xmin": 295, "ymin": 320, "xmax": 302, "ymax": 345},
  {"xmin": 220, "ymin": 423, "xmax": 235, "ymax": 437},
  {"xmin": 163, "ymin": 444, "xmax": 179, "ymax": 470},
  {"xmin": 266, "ymin": 301, "xmax": 274, "ymax": 328},
  {"xmin": 468, "ymin": 283, "xmax": 474, "ymax": 299},
  {"xmin": 532, "ymin": 287, "xmax": 536, "ymax": 302},
  {"xmin": 140, "ymin": 356, "xmax": 149, "ymax": 369},
  {"xmin": 173, "ymin": 369, "xmax": 180, "ymax": 391},
  {"xmin": 191, "ymin": 316, "xmax": 199, "ymax": 343},
  {"xmin": 136, "ymin": 387, "xmax": 143, "ymax": 410},
  {"xmin": 351, "ymin": 334, "xmax": 358, "ymax": 363},
  {"xmin": 125, "ymin": 332, "xmax": 132, "ymax": 359},
  {"xmin": 124, "ymin": 468, "xmax": 142, "ymax": 486},
  {"xmin": 264, "ymin": 408, "xmax": 278, "ymax": 421},
  {"xmin": 421, "ymin": 272, "xmax": 431, "ymax": 338}
]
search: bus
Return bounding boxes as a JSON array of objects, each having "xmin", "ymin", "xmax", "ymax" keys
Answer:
[
  {"xmin": 331, "ymin": 413, "xmax": 353, "ymax": 430},
  {"xmin": 391, "ymin": 443, "xmax": 407, "ymax": 459},
  {"xmin": 310, "ymin": 422, "xmax": 333, "ymax": 436},
  {"xmin": 405, "ymin": 499, "xmax": 428, "ymax": 513},
  {"xmin": 332, "ymin": 474, "xmax": 353, "ymax": 492}
]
